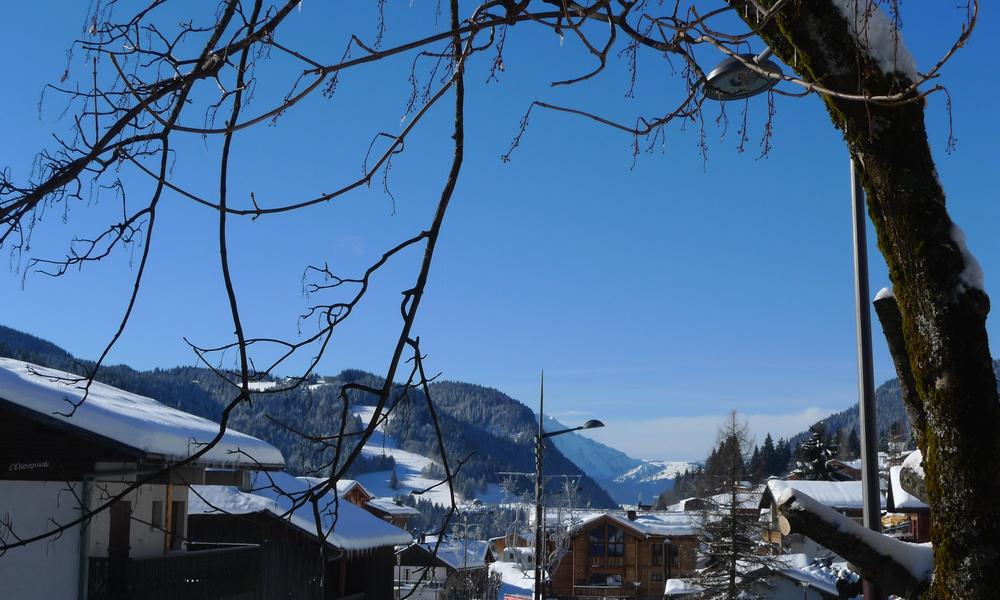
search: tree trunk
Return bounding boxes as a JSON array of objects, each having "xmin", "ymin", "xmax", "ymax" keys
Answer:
[{"xmin": 738, "ymin": 2, "xmax": 1000, "ymax": 597}]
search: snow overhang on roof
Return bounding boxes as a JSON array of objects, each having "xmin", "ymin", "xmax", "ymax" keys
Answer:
[
  {"xmin": 0, "ymin": 357, "xmax": 284, "ymax": 469},
  {"xmin": 190, "ymin": 471, "xmax": 413, "ymax": 552}
]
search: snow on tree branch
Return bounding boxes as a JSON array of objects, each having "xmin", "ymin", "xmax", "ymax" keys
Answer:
[{"xmin": 776, "ymin": 488, "xmax": 932, "ymax": 599}]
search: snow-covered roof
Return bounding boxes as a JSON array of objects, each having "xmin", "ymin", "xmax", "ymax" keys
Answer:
[
  {"xmin": 190, "ymin": 471, "xmax": 412, "ymax": 552},
  {"xmin": 367, "ymin": 497, "xmax": 420, "ymax": 516},
  {"xmin": 631, "ymin": 512, "xmax": 702, "ymax": 537},
  {"xmin": 888, "ymin": 466, "xmax": 928, "ymax": 512},
  {"xmin": 664, "ymin": 578, "xmax": 703, "ymax": 596},
  {"xmin": 0, "ymin": 357, "xmax": 284, "ymax": 469},
  {"xmin": 765, "ymin": 479, "xmax": 885, "ymax": 511},
  {"xmin": 334, "ymin": 478, "xmax": 372, "ymax": 499},
  {"xmin": 708, "ymin": 490, "xmax": 762, "ymax": 510},
  {"xmin": 568, "ymin": 511, "xmax": 701, "ymax": 538},
  {"xmin": 406, "ymin": 538, "xmax": 492, "ymax": 570}
]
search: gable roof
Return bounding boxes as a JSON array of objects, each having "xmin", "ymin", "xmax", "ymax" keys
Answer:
[
  {"xmin": 0, "ymin": 357, "xmax": 284, "ymax": 469},
  {"xmin": 190, "ymin": 471, "xmax": 412, "ymax": 552},
  {"xmin": 567, "ymin": 511, "xmax": 702, "ymax": 539},
  {"xmin": 399, "ymin": 538, "xmax": 493, "ymax": 570}
]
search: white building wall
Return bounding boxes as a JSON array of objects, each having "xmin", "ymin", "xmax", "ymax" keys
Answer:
[
  {"xmin": 88, "ymin": 481, "xmax": 188, "ymax": 559},
  {"xmin": 0, "ymin": 480, "xmax": 84, "ymax": 600},
  {"xmin": 396, "ymin": 565, "xmax": 449, "ymax": 600}
]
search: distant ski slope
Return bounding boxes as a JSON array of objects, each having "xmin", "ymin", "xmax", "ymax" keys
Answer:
[{"xmin": 351, "ymin": 406, "xmax": 504, "ymax": 506}]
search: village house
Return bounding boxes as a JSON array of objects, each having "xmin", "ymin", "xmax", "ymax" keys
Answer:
[
  {"xmin": 327, "ymin": 478, "xmax": 420, "ymax": 530},
  {"xmin": 759, "ymin": 479, "xmax": 886, "ymax": 558},
  {"xmin": 366, "ymin": 497, "xmax": 421, "ymax": 529},
  {"xmin": 0, "ymin": 357, "xmax": 285, "ymax": 600},
  {"xmin": 546, "ymin": 510, "xmax": 701, "ymax": 600},
  {"xmin": 336, "ymin": 478, "xmax": 375, "ymax": 507},
  {"xmin": 395, "ymin": 537, "xmax": 495, "ymax": 600},
  {"xmin": 190, "ymin": 470, "xmax": 412, "ymax": 600}
]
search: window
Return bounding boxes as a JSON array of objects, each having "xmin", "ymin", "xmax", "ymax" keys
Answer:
[
  {"xmin": 589, "ymin": 527, "xmax": 605, "ymax": 557},
  {"xmin": 668, "ymin": 544, "xmax": 679, "ymax": 568},
  {"xmin": 652, "ymin": 542, "xmax": 664, "ymax": 566},
  {"xmin": 588, "ymin": 574, "xmax": 623, "ymax": 586},
  {"xmin": 607, "ymin": 525, "xmax": 624, "ymax": 557},
  {"xmin": 652, "ymin": 574, "xmax": 663, "ymax": 582},
  {"xmin": 169, "ymin": 501, "xmax": 186, "ymax": 550},
  {"xmin": 151, "ymin": 500, "xmax": 164, "ymax": 531}
]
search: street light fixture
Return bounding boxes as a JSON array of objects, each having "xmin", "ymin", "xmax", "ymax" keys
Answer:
[
  {"xmin": 702, "ymin": 48, "xmax": 882, "ymax": 600},
  {"xmin": 703, "ymin": 49, "xmax": 783, "ymax": 101},
  {"xmin": 534, "ymin": 372, "xmax": 604, "ymax": 600}
]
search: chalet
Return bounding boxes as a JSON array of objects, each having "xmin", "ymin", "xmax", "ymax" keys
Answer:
[
  {"xmin": 547, "ymin": 511, "xmax": 701, "ymax": 600},
  {"xmin": 321, "ymin": 478, "xmax": 419, "ymax": 530},
  {"xmin": 0, "ymin": 357, "xmax": 284, "ymax": 600},
  {"xmin": 886, "ymin": 465, "xmax": 930, "ymax": 542},
  {"xmin": 336, "ymin": 478, "xmax": 375, "ymax": 507},
  {"xmin": 395, "ymin": 537, "xmax": 495, "ymax": 600},
  {"xmin": 366, "ymin": 497, "xmax": 420, "ymax": 529},
  {"xmin": 189, "ymin": 470, "xmax": 411, "ymax": 600},
  {"xmin": 759, "ymin": 479, "xmax": 885, "ymax": 557}
]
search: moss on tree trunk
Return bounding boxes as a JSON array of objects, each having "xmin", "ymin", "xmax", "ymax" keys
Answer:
[{"xmin": 734, "ymin": 1, "xmax": 1000, "ymax": 597}]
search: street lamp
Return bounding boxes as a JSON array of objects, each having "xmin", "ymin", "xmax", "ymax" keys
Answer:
[
  {"xmin": 534, "ymin": 371, "xmax": 604, "ymax": 600},
  {"xmin": 703, "ymin": 49, "xmax": 882, "ymax": 600}
]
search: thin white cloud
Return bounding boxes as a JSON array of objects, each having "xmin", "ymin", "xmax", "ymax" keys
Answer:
[{"xmin": 580, "ymin": 406, "xmax": 836, "ymax": 463}]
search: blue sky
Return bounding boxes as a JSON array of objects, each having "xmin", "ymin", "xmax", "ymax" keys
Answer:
[{"xmin": 1, "ymin": 2, "xmax": 998, "ymax": 462}]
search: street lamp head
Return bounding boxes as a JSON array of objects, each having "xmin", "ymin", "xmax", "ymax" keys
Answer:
[
  {"xmin": 582, "ymin": 419, "xmax": 605, "ymax": 430},
  {"xmin": 703, "ymin": 53, "xmax": 782, "ymax": 101}
]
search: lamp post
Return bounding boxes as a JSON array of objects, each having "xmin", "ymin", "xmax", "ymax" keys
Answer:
[
  {"xmin": 534, "ymin": 371, "xmax": 604, "ymax": 600},
  {"xmin": 703, "ymin": 50, "xmax": 883, "ymax": 600}
]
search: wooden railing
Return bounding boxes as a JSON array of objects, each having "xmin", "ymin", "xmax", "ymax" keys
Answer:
[
  {"xmin": 89, "ymin": 544, "xmax": 261, "ymax": 600},
  {"xmin": 572, "ymin": 585, "xmax": 637, "ymax": 598},
  {"xmin": 588, "ymin": 556, "xmax": 625, "ymax": 568}
]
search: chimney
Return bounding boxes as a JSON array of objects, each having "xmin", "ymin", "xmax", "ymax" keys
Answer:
[{"xmin": 626, "ymin": 509, "xmax": 637, "ymax": 521}]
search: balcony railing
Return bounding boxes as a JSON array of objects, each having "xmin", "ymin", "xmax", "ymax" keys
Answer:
[
  {"xmin": 572, "ymin": 585, "xmax": 637, "ymax": 598},
  {"xmin": 89, "ymin": 544, "xmax": 261, "ymax": 600}
]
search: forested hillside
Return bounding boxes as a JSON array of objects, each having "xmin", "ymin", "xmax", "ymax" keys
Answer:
[{"xmin": 0, "ymin": 325, "xmax": 615, "ymax": 507}]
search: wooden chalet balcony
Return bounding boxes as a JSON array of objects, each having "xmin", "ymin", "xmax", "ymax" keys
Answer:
[
  {"xmin": 572, "ymin": 585, "xmax": 637, "ymax": 599},
  {"xmin": 88, "ymin": 544, "xmax": 261, "ymax": 600}
]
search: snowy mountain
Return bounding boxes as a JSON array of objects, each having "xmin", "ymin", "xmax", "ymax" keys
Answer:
[
  {"xmin": 349, "ymin": 406, "xmax": 506, "ymax": 507},
  {"xmin": 615, "ymin": 460, "xmax": 699, "ymax": 483},
  {"xmin": 543, "ymin": 416, "xmax": 698, "ymax": 505}
]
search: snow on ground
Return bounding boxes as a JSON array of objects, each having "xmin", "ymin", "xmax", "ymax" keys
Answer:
[
  {"xmin": 490, "ymin": 561, "xmax": 534, "ymax": 597},
  {"xmin": 247, "ymin": 380, "xmax": 280, "ymax": 392},
  {"xmin": 351, "ymin": 405, "xmax": 504, "ymax": 507}
]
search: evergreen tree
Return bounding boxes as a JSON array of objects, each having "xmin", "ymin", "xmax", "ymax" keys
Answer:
[
  {"xmin": 389, "ymin": 464, "xmax": 400, "ymax": 490},
  {"xmin": 695, "ymin": 412, "xmax": 784, "ymax": 599},
  {"xmin": 793, "ymin": 424, "xmax": 836, "ymax": 480},
  {"xmin": 847, "ymin": 428, "xmax": 861, "ymax": 460}
]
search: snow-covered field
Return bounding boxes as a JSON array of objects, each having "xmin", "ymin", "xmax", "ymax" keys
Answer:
[{"xmin": 351, "ymin": 406, "xmax": 505, "ymax": 507}]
